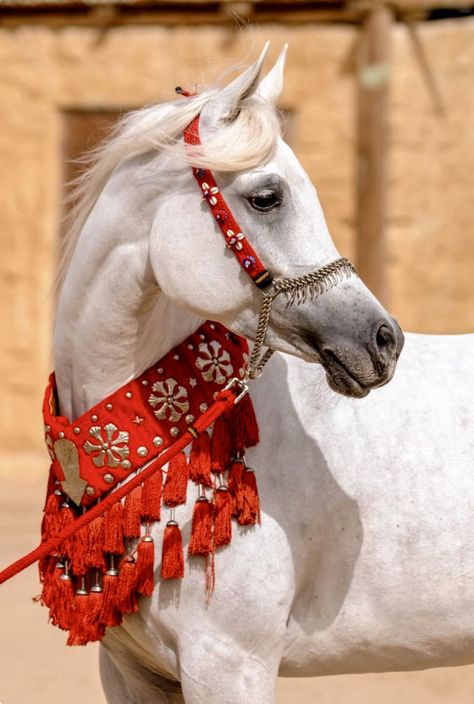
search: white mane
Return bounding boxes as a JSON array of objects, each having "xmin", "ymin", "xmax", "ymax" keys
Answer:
[{"xmin": 55, "ymin": 83, "xmax": 281, "ymax": 296}]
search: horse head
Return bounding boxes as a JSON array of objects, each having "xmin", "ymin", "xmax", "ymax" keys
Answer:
[{"xmin": 147, "ymin": 44, "xmax": 404, "ymax": 398}]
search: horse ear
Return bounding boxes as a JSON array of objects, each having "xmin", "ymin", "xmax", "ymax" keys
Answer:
[
  {"xmin": 256, "ymin": 44, "xmax": 288, "ymax": 104},
  {"xmin": 216, "ymin": 42, "xmax": 270, "ymax": 123}
]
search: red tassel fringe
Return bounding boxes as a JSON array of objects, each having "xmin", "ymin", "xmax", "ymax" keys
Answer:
[
  {"xmin": 189, "ymin": 432, "xmax": 212, "ymax": 486},
  {"xmin": 39, "ymin": 391, "xmax": 261, "ymax": 646},
  {"xmin": 141, "ymin": 469, "xmax": 163, "ymax": 521},
  {"xmin": 135, "ymin": 537, "xmax": 155, "ymax": 596},
  {"xmin": 213, "ymin": 489, "xmax": 233, "ymax": 547},
  {"xmin": 188, "ymin": 498, "xmax": 213, "ymax": 555},
  {"xmin": 161, "ymin": 522, "xmax": 184, "ymax": 579},
  {"xmin": 123, "ymin": 486, "xmax": 143, "ymax": 539},
  {"xmin": 163, "ymin": 453, "xmax": 189, "ymax": 506},
  {"xmin": 237, "ymin": 469, "xmax": 260, "ymax": 526}
]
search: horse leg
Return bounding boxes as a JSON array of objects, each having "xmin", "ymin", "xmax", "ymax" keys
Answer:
[
  {"xmin": 99, "ymin": 643, "xmax": 184, "ymax": 704},
  {"xmin": 178, "ymin": 634, "xmax": 281, "ymax": 704}
]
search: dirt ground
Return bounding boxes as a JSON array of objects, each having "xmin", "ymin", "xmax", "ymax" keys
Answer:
[{"xmin": 2, "ymin": 461, "xmax": 474, "ymax": 704}]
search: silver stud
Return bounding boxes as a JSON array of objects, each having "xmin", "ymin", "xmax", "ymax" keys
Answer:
[
  {"xmin": 157, "ymin": 368, "xmax": 163, "ymax": 374},
  {"xmin": 142, "ymin": 379, "xmax": 148, "ymax": 386},
  {"xmin": 58, "ymin": 431, "xmax": 65, "ymax": 439},
  {"xmin": 121, "ymin": 459, "xmax": 131, "ymax": 469},
  {"xmin": 200, "ymin": 403, "xmax": 208, "ymax": 412},
  {"xmin": 85, "ymin": 485, "xmax": 95, "ymax": 497},
  {"xmin": 185, "ymin": 414, "xmax": 195, "ymax": 424},
  {"xmin": 45, "ymin": 425, "xmax": 51, "ymax": 432},
  {"xmin": 200, "ymin": 334, "xmax": 205, "ymax": 340},
  {"xmin": 173, "ymin": 354, "xmax": 179, "ymax": 361},
  {"xmin": 91, "ymin": 414, "xmax": 98, "ymax": 422},
  {"xmin": 187, "ymin": 344, "xmax": 194, "ymax": 350},
  {"xmin": 210, "ymin": 323, "xmax": 216, "ymax": 329},
  {"xmin": 106, "ymin": 403, "xmax": 113, "ymax": 411},
  {"xmin": 170, "ymin": 427, "xmax": 180, "ymax": 437},
  {"xmin": 137, "ymin": 446, "xmax": 148, "ymax": 457},
  {"xmin": 125, "ymin": 391, "xmax": 132, "ymax": 399},
  {"xmin": 73, "ymin": 427, "xmax": 80, "ymax": 435},
  {"xmin": 103, "ymin": 473, "xmax": 114, "ymax": 484},
  {"xmin": 153, "ymin": 436, "xmax": 164, "ymax": 447}
]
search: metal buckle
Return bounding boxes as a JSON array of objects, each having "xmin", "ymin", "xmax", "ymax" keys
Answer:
[{"xmin": 224, "ymin": 377, "xmax": 249, "ymax": 405}]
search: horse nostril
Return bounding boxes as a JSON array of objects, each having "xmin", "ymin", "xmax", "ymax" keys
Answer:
[{"xmin": 375, "ymin": 323, "xmax": 396, "ymax": 356}]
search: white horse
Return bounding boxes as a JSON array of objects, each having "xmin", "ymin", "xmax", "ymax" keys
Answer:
[{"xmin": 53, "ymin": 44, "xmax": 474, "ymax": 704}]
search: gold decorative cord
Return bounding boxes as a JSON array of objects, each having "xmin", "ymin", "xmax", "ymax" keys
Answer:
[{"xmin": 246, "ymin": 257, "xmax": 356, "ymax": 379}]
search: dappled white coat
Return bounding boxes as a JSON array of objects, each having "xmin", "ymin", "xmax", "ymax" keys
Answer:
[{"xmin": 53, "ymin": 45, "xmax": 474, "ymax": 704}]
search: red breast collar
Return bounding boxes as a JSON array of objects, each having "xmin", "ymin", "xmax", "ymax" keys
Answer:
[{"xmin": 44, "ymin": 321, "xmax": 249, "ymax": 506}]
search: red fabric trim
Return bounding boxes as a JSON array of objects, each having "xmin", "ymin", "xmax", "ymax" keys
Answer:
[
  {"xmin": 43, "ymin": 321, "xmax": 249, "ymax": 506},
  {"xmin": 183, "ymin": 116, "xmax": 273, "ymax": 289},
  {"xmin": 0, "ymin": 388, "xmax": 237, "ymax": 586}
]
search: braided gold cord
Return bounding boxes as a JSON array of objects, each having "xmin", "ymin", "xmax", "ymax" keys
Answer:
[{"xmin": 247, "ymin": 257, "xmax": 356, "ymax": 379}]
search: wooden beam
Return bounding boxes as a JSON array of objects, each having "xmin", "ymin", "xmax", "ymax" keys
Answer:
[{"xmin": 355, "ymin": 3, "xmax": 392, "ymax": 305}]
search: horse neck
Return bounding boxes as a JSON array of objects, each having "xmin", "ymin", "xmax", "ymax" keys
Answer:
[{"xmin": 53, "ymin": 163, "xmax": 203, "ymax": 422}]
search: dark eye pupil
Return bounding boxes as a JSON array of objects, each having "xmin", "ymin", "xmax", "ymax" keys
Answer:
[{"xmin": 250, "ymin": 192, "xmax": 279, "ymax": 211}]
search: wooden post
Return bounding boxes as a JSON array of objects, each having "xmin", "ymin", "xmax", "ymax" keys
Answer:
[{"xmin": 356, "ymin": 3, "xmax": 392, "ymax": 305}]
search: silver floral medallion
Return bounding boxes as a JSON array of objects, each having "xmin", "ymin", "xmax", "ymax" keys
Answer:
[
  {"xmin": 148, "ymin": 378, "xmax": 189, "ymax": 422},
  {"xmin": 195, "ymin": 340, "xmax": 234, "ymax": 385},
  {"xmin": 83, "ymin": 423, "xmax": 130, "ymax": 468}
]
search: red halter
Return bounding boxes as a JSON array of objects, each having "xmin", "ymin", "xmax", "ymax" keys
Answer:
[{"xmin": 183, "ymin": 115, "xmax": 274, "ymax": 290}]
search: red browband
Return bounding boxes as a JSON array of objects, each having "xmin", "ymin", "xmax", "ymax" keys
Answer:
[{"xmin": 183, "ymin": 114, "xmax": 274, "ymax": 290}]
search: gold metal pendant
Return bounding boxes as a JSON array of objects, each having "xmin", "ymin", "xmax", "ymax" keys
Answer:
[{"xmin": 53, "ymin": 438, "xmax": 88, "ymax": 505}]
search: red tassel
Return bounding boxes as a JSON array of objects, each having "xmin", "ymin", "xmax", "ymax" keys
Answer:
[
  {"xmin": 99, "ymin": 573, "xmax": 122, "ymax": 627},
  {"xmin": 103, "ymin": 502, "xmax": 125, "ymax": 554},
  {"xmin": 213, "ymin": 489, "xmax": 233, "ymax": 548},
  {"xmin": 188, "ymin": 498, "xmax": 213, "ymax": 556},
  {"xmin": 41, "ymin": 492, "xmax": 61, "ymax": 541},
  {"xmin": 163, "ymin": 453, "xmax": 189, "ymax": 507},
  {"xmin": 135, "ymin": 537, "xmax": 155, "ymax": 596},
  {"xmin": 227, "ymin": 460, "xmax": 245, "ymax": 516},
  {"xmin": 124, "ymin": 487, "xmax": 143, "ymax": 539},
  {"xmin": 161, "ymin": 522, "xmax": 184, "ymax": 579},
  {"xmin": 210, "ymin": 416, "xmax": 232, "ymax": 474},
  {"xmin": 230, "ymin": 394, "xmax": 260, "ymax": 452},
  {"xmin": 66, "ymin": 593, "xmax": 90, "ymax": 646},
  {"xmin": 237, "ymin": 469, "xmax": 260, "ymax": 526},
  {"xmin": 50, "ymin": 569, "xmax": 74, "ymax": 631},
  {"xmin": 86, "ymin": 589, "xmax": 103, "ymax": 624},
  {"xmin": 70, "ymin": 516, "xmax": 106, "ymax": 575},
  {"xmin": 117, "ymin": 559, "xmax": 139, "ymax": 614},
  {"xmin": 189, "ymin": 432, "xmax": 212, "ymax": 487},
  {"xmin": 141, "ymin": 469, "xmax": 163, "ymax": 522},
  {"xmin": 58, "ymin": 504, "xmax": 76, "ymax": 559}
]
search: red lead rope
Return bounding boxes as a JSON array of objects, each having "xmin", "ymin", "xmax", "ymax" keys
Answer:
[{"xmin": 0, "ymin": 388, "xmax": 237, "ymax": 586}]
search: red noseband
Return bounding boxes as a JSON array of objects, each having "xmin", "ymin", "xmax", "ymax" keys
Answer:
[{"xmin": 183, "ymin": 115, "xmax": 274, "ymax": 290}]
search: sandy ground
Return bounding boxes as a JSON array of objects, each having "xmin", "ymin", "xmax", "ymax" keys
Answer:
[{"xmin": 2, "ymin": 460, "xmax": 474, "ymax": 704}]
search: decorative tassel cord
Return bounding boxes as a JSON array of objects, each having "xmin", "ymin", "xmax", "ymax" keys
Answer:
[{"xmin": 0, "ymin": 388, "xmax": 238, "ymax": 586}]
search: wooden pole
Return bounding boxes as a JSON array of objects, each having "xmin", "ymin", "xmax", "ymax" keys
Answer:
[{"xmin": 356, "ymin": 3, "xmax": 392, "ymax": 305}]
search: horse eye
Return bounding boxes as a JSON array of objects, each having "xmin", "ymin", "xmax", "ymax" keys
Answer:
[{"xmin": 248, "ymin": 190, "xmax": 281, "ymax": 212}]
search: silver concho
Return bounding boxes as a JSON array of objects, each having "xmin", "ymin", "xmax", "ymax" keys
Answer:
[{"xmin": 83, "ymin": 423, "xmax": 130, "ymax": 468}]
